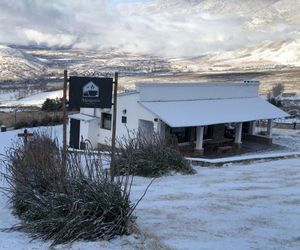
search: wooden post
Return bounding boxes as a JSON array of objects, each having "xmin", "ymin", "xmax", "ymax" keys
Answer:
[
  {"xmin": 14, "ymin": 108, "xmax": 17, "ymax": 127},
  {"xmin": 110, "ymin": 72, "xmax": 118, "ymax": 182},
  {"xmin": 62, "ymin": 70, "xmax": 68, "ymax": 165}
]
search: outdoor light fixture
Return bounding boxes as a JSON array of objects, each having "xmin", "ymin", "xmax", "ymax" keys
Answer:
[{"xmin": 122, "ymin": 109, "xmax": 127, "ymax": 114}]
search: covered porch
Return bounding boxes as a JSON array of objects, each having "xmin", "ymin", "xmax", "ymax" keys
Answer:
[
  {"xmin": 141, "ymin": 96, "xmax": 287, "ymax": 157},
  {"xmin": 158, "ymin": 121, "xmax": 276, "ymax": 157}
]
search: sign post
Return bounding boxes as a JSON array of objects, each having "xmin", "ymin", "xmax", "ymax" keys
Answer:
[
  {"xmin": 68, "ymin": 73, "xmax": 117, "ymax": 182},
  {"xmin": 110, "ymin": 72, "xmax": 118, "ymax": 181},
  {"xmin": 62, "ymin": 70, "xmax": 68, "ymax": 165}
]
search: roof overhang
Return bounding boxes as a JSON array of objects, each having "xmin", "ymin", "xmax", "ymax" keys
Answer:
[
  {"xmin": 68, "ymin": 113, "xmax": 97, "ymax": 121},
  {"xmin": 140, "ymin": 97, "xmax": 288, "ymax": 127}
]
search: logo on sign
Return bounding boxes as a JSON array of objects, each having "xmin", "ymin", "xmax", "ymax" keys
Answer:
[
  {"xmin": 83, "ymin": 81, "xmax": 99, "ymax": 98},
  {"xmin": 69, "ymin": 76, "xmax": 112, "ymax": 108}
]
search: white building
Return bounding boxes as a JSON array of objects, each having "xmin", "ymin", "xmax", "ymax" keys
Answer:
[{"xmin": 67, "ymin": 81, "xmax": 288, "ymax": 154}]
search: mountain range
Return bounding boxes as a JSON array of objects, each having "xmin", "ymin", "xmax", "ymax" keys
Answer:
[
  {"xmin": 0, "ymin": 0, "xmax": 299, "ymax": 94},
  {"xmin": 0, "ymin": 37, "xmax": 299, "ymax": 79}
]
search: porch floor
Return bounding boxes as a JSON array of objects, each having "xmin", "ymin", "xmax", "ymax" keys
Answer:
[{"xmin": 181, "ymin": 140, "xmax": 287, "ymax": 159}]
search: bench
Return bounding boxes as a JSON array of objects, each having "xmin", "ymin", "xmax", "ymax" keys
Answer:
[{"xmin": 217, "ymin": 145, "xmax": 233, "ymax": 154}]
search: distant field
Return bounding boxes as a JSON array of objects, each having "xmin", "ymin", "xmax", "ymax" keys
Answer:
[
  {"xmin": 121, "ymin": 68, "xmax": 300, "ymax": 95},
  {"xmin": 0, "ymin": 110, "xmax": 74, "ymax": 128},
  {"xmin": 0, "ymin": 68, "xmax": 299, "ymax": 109}
]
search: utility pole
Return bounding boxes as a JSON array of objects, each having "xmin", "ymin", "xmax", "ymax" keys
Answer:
[
  {"xmin": 62, "ymin": 70, "xmax": 68, "ymax": 165},
  {"xmin": 110, "ymin": 72, "xmax": 118, "ymax": 181}
]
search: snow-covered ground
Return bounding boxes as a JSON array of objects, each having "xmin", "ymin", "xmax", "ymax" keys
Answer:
[
  {"xmin": 275, "ymin": 118, "xmax": 300, "ymax": 124},
  {"xmin": 273, "ymin": 128, "xmax": 300, "ymax": 152},
  {"xmin": 0, "ymin": 90, "xmax": 63, "ymax": 107},
  {"xmin": 0, "ymin": 127, "xmax": 300, "ymax": 249},
  {"xmin": 131, "ymin": 158, "xmax": 300, "ymax": 250}
]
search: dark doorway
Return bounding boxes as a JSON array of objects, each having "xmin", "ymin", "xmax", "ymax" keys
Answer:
[
  {"xmin": 243, "ymin": 122, "xmax": 250, "ymax": 134},
  {"xmin": 70, "ymin": 119, "xmax": 80, "ymax": 149},
  {"xmin": 170, "ymin": 127, "xmax": 195, "ymax": 143},
  {"xmin": 204, "ymin": 125, "xmax": 214, "ymax": 139}
]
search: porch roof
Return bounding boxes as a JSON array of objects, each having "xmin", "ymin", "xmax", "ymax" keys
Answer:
[{"xmin": 140, "ymin": 97, "xmax": 288, "ymax": 127}]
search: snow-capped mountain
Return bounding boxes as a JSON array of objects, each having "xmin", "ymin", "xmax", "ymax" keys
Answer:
[
  {"xmin": 0, "ymin": 38, "xmax": 299, "ymax": 83},
  {"xmin": 2, "ymin": 24, "xmax": 300, "ymax": 81},
  {"xmin": 0, "ymin": 45, "xmax": 46, "ymax": 81},
  {"xmin": 170, "ymin": 39, "xmax": 300, "ymax": 72}
]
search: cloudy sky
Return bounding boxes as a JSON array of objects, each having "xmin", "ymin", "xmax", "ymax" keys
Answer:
[{"xmin": 0, "ymin": 0, "xmax": 299, "ymax": 56}]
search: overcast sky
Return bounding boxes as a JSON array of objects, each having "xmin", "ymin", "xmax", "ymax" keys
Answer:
[{"xmin": 0, "ymin": 0, "xmax": 299, "ymax": 56}]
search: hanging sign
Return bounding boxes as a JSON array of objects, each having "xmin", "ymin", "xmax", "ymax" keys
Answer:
[{"xmin": 69, "ymin": 77, "xmax": 113, "ymax": 108}]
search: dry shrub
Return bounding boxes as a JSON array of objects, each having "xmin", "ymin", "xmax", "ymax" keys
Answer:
[
  {"xmin": 114, "ymin": 131, "xmax": 195, "ymax": 177},
  {"xmin": 1, "ymin": 133, "xmax": 138, "ymax": 246}
]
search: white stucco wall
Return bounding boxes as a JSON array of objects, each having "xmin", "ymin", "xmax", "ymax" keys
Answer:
[
  {"xmin": 137, "ymin": 82, "xmax": 260, "ymax": 102},
  {"xmin": 80, "ymin": 121, "xmax": 89, "ymax": 143},
  {"xmin": 101, "ymin": 92, "xmax": 156, "ymax": 145},
  {"xmin": 87, "ymin": 119, "xmax": 100, "ymax": 147},
  {"xmin": 79, "ymin": 92, "xmax": 157, "ymax": 147}
]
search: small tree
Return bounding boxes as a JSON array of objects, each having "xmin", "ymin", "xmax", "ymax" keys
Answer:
[
  {"xmin": 267, "ymin": 84, "xmax": 284, "ymax": 107},
  {"xmin": 41, "ymin": 98, "xmax": 63, "ymax": 111},
  {"xmin": 272, "ymin": 83, "xmax": 284, "ymax": 99}
]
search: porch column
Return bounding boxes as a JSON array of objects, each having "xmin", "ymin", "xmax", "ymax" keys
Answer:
[
  {"xmin": 267, "ymin": 119, "xmax": 273, "ymax": 138},
  {"xmin": 234, "ymin": 122, "xmax": 243, "ymax": 145},
  {"xmin": 196, "ymin": 126, "xmax": 204, "ymax": 151},
  {"xmin": 249, "ymin": 121, "xmax": 256, "ymax": 135}
]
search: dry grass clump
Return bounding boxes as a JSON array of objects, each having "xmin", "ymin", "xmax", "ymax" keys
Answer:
[
  {"xmin": 114, "ymin": 131, "xmax": 195, "ymax": 177},
  {"xmin": 1, "ymin": 133, "xmax": 136, "ymax": 246}
]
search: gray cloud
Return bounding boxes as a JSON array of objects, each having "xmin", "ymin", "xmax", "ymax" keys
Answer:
[{"xmin": 0, "ymin": 0, "xmax": 299, "ymax": 56}]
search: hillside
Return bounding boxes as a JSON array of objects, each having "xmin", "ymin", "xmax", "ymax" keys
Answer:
[{"xmin": 0, "ymin": 45, "xmax": 46, "ymax": 81}]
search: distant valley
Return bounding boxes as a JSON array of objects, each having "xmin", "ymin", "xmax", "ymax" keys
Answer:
[{"xmin": 0, "ymin": 40, "xmax": 299, "ymax": 107}]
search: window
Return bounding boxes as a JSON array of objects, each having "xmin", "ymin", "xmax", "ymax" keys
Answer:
[
  {"xmin": 122, "ymin": 116, "xmax": 127, "ymax": 124},
  {"xmin": 101, "ymin": 113, "xmax": 111, "ymax": 130}
]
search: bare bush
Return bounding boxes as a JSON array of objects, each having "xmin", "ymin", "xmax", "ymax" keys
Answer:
[
  {"xmin": 1, "ymin": 133, "xmax": 138, "ymax": 246},
  {"xmin": 113, "ymin": 131, "xmax": 195, "ymax": 177}
]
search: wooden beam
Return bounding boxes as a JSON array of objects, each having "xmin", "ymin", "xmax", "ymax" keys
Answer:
[{"xmin": 62, "ymin": 70, "xmax": 68, "ymax": 165}]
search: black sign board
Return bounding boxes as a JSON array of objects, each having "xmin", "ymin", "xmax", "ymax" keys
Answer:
[{"xmin": 69, "ymin": 77, "xmax": 113, "ymax": 109}]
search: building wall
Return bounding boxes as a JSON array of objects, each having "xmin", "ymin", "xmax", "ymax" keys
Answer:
[
  {"xmin": 80, "ymin": 121, "xmax": 89, "ymax": 143},
  {"xmin": 74, "ymin": 82, "xmax": 263, "ymax": 149},
  {"xmin": 137, "ymin": 82, "xmax": 259, "ymax": 102},
  {"xmin": 87, "ymin": 119, "xmax": 100, "ymax": 147},
  {"xmin": 80, "ymin": 92, "xmax": 157, "ymax": 147}
]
